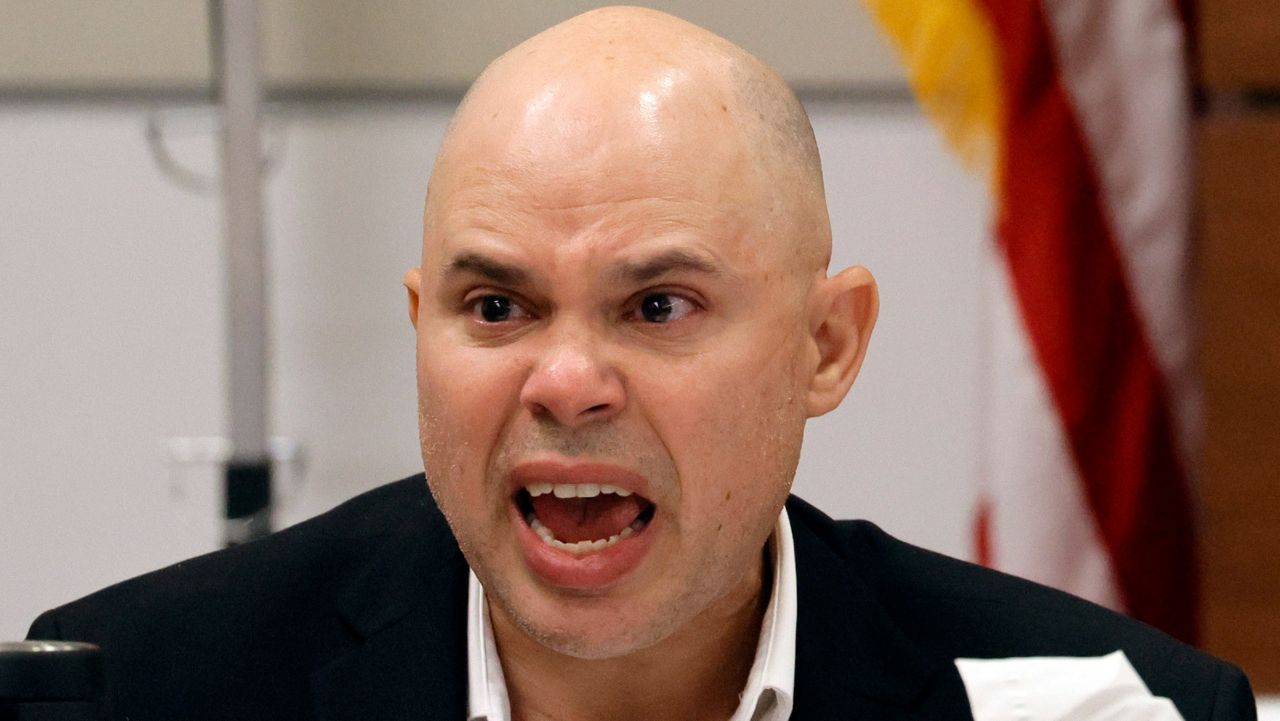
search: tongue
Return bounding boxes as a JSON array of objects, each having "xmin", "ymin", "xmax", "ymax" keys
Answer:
[{"xmin": 529, "ymin": 494, "xmax": 647, "ymax": 543}]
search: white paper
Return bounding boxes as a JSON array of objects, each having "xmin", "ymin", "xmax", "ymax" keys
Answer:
[{"xmin": 955, "ymin": 651, "xmax": 1184, "ymax": 721}]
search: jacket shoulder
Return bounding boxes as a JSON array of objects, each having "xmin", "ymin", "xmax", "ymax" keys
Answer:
[
  {"xmin": 26, "ymin": 475, "xmax": 440, "ymax": 718},
  {"xmin": 785, "ymin": 496, "xmax": 1255, "ymax": 720},
  {"xmin": 32, "ymin": 475, "xmax": 433, "ymax": 635}
]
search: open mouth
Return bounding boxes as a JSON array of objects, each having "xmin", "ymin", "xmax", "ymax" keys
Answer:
[{"xmin": 514, "ymin": 483, "xmax": 657, "ymax": 556}]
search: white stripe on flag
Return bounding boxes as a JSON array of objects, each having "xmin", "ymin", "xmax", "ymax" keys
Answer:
[
  {"xmin": 1039, "ymin": 0, "xmax": 1199, "ymax": 473},
  {"xmin": 982, "ymin": 242, "xmax": 1123, "ymax": 610}
]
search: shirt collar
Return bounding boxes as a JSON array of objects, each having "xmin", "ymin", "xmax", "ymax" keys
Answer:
[{"xmin": 467, "ymin": 506, "xmax": 797, "ymax": 721}]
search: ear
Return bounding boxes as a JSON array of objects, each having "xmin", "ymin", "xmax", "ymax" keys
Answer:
[
  {"xmin": 805, "ymin": 265, "xmax": 879, "ymax": 417},
  {"xmin": 403, "ymin": 267, "xmax": 423, "ymax": 327}
]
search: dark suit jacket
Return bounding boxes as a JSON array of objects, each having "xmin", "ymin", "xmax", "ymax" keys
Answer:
[{"xmin": 29, "ymin": 475, "xmax": 1255, "ymax": 720}]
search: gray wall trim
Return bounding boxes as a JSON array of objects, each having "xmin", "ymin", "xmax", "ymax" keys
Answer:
[{"xmin": 0, "ymin": 82, "xmax": 914, "ymax": 108}]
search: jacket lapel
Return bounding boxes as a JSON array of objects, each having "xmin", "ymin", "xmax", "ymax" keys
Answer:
[
  {"xmin": 311, "ymin": 489, "xmax": 470, "ymax": 721},
  {"xmin": 787, "ymin": 497, "xmax": 974, "ymax": 720}
]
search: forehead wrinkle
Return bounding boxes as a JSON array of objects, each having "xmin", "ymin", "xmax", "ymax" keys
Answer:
[
  {"xmin": 523, "ymin": 192, "xmax": 706, "ymax": 214},
  {"xmin": 449, "ymin": 176, "xmax": 737, "ymax": 238}
]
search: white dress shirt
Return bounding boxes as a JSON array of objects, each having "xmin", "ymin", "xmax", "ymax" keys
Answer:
[
  {"xmin": 467, "ymin": 507, "xmax": 797, "ymax": 721},
  {"xmin": 956, "ymin": 651, "xmax": 1185, "ymax": 721}
]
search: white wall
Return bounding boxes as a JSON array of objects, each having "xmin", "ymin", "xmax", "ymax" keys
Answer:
[{"xmin": 0, "ymin": 99, "xmax": 987, "ymax": 640}]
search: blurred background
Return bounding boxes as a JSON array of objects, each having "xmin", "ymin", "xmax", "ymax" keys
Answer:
[{"xmin": 0, "ymin": 0, "xmax": 1275, "ymax": 708}]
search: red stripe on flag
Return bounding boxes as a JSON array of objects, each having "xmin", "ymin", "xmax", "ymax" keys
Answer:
[
  {"xmin": 975, "ymin": 496, "xmax": 994, "ymax": 567},
  {"xmin": 1171, "ymin": 0, "xmax": 1197, "ymax": 60},
  {"xmin": 976, "ymin": 0, "xmax": 1199, "ymax": 643}
]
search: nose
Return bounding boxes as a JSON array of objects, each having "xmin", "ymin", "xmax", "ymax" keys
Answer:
[{"xmin": 520, "ymin": 329, "xmax": 625, "ymax": 427}]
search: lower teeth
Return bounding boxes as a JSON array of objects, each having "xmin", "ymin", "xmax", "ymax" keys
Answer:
[{"xmin": 527, "ymin": 514, "xmax": 639, "ymax": 555}]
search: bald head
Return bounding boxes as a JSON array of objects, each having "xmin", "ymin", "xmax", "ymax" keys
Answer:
[{"xmin": 426, "ymin": 6, "xmax": 831, "ymax": 273}]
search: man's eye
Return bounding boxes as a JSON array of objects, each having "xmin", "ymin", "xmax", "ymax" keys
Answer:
[
  {"xmin": 637, "ymin": 293, "xmax": 695, "ymax": 323},
  {"xmin": 471, "ymin": 295, "xmax": 529, "ymax": 323}
]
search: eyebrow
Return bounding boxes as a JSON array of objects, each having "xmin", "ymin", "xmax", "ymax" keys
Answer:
[
  {"xmin": 445, "ymin": 252, "xmax": 530, "ymax": 285},
  {"xmin": 610, "ymin": 249, "xmax": 724, "ymax": 283}
]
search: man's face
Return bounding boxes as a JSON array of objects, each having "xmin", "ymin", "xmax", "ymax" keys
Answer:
[{"xmin": 409, "ymin": 69, "xmax": 814, "ymax": 658}]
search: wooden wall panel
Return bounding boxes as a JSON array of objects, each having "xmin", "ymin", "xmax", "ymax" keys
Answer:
[
  {"xmin": 1201, "ymin": 0, "xmax": 1280, "ymax": 90},
  {"xmin": 1198, "ymin": 116, "xmax": 1280, "ymax": 692}
]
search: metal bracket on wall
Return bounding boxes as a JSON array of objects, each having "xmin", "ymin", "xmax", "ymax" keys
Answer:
[
  {"xmin": 143, "ymin": 106, "xmax": 286, "ymax": 195},
  {"xmin": 164, "ymin": 435, "xmax": 308, "ymax": 514}
]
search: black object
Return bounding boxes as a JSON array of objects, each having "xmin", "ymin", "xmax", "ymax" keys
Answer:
[
  {"xmin": 0, "ymin": 641, "xmax": 103, "ymax": 720},
  {"xmin": 224, "ymin": 459, "xmax": 272, "ymax": 546}
]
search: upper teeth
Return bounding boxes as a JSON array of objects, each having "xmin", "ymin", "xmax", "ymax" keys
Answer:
[{"xmin": 526, "ymin": 483, "xmax": 633, "ymax": 498}]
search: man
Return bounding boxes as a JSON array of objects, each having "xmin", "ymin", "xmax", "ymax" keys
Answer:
[{"xmin": 29, "ymin": 7, "xmax": 1254, "ymax": 720}]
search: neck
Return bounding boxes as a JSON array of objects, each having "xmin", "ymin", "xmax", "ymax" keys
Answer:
[{"xmin": 492, "ymin": 552, "xmax": 772, "ymax": 721}]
